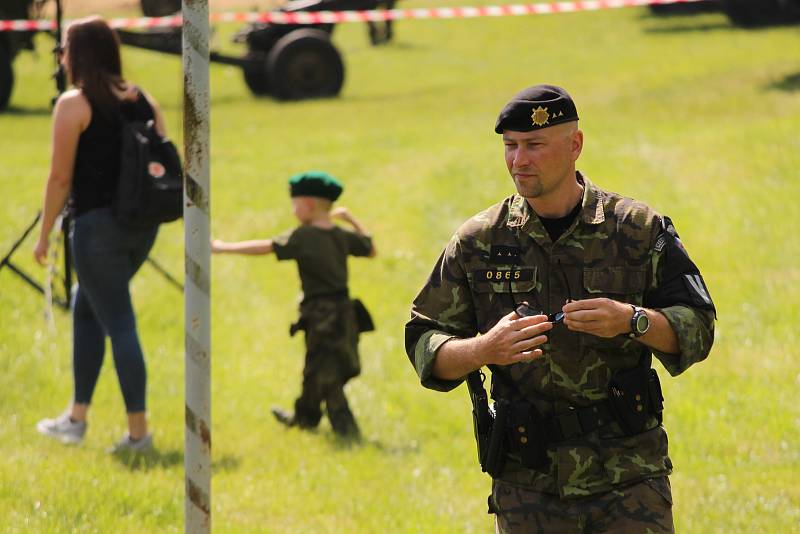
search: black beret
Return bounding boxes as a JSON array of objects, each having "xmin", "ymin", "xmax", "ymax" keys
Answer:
[
  {"xmin": 288, "ymin": 171, "xmax": 343, "ymax": 201},
  {"xmin": 494, "ymin": 84, "xmax": 579, "ymax": 134}
]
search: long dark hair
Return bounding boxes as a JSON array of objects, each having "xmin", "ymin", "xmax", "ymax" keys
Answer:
[{"xmin": 65, "ymin": 16, "xmax": 126, "ymax": 119}]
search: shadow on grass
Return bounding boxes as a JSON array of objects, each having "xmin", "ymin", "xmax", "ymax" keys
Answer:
[
  {"xmin": 767, "ymin": 72, "xmax": 800, "ymax": 92},
  {"xmin": 1, "ymin": 105, "xmax": 52, "ymax": 116},
  {"xmin": 641, "ymin": 21, "xmax": 732, "ymax": 34},
  {"xmin": 322, "ymin": 433, "xmax": 421, "ymax": 456},
  {"xmin": 112, "ymin": 447, "xmax": 242, "ymax": 473}
]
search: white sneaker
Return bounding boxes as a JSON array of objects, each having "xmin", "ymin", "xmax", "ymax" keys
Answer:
[
  {"xmin": 109, "ymin": 433, "xmax": 153, "ymax": 454},
  {"xmin": 36, "ymin": 413, "xmax": 87, "ymax": 444}
]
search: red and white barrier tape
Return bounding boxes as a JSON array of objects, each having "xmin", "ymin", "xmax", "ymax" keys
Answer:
[{"xmin": 0, "ymin": 0, "xmax": 707, "ymax": 32}]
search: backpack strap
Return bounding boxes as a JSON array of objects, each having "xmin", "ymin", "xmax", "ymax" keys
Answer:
[{"xmin": 120, "ymin": 85, "xmax": 155, "ymax": 124}]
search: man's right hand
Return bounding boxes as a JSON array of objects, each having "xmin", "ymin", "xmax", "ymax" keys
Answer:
[
  {"xmin": 432, "ymin": 310, "xmax": 553, "ymax": 381},
  {"xmin": 478, "ymin": 310, "xmax": 552, "ymax": 366}
]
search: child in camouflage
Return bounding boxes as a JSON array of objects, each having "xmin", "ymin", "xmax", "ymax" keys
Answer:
[{"xmin": 212, "ymin": 171, "xmax": 376, "ymax": 438}]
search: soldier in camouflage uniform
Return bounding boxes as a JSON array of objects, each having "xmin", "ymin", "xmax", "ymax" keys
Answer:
[
  {"xmin": 213, "ymin": 171, "xmax": 375, "ymax": 438},
  {"xmin": 405, "ymin": 85, "xmax": 715, "ymax": 532}
]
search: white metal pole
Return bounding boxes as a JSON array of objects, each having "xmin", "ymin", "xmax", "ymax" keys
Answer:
[{"xmin": 182, "ymin": 0, "xmax": 211, "ymax": 532}]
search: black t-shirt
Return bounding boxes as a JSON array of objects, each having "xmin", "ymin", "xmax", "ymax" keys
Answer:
[
  {"xmin": 271, "ymin": 225, "xmax": 373, "ymax": 300},
  {"xmin": 70, "ymin": 91, "xmax": 154, "ymax": 217},
  {"xmin": 538, "ymin": 198, "xmax": 582, "ymax": 242}
]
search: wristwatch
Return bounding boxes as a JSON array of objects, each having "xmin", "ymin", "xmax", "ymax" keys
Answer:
[{"xmin": 629, "ymin": 305, "xmax": 650, "ymax": 338}]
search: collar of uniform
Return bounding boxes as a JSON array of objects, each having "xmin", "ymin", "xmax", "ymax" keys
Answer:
[
  {"xmin": 579, "ymin": 173, "xmax": 605, "ymax": 226},
  {"xmin": 507, "ymin": 195, "xmax": 529, "ymax": 228},
  {"xmin": 506, "ymin": 171, "xmax": 605, "ymax": 230}
]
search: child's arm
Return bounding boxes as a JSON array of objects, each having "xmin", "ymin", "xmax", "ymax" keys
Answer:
[
  {"xmin": 331, "ymin": 207, "xmax": 377, "ymax": 258},
  {"xmin": 331, "ymin": 207, "xmax": 369, "ymax": 235},
  {"xmin": 211, "ymin": 238, "xmax": 273, "ymax": 255}
]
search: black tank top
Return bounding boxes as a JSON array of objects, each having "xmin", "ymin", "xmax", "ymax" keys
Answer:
[{"xmin": 70, "ymin": 90, "xmax": 155, "ymax": 216}]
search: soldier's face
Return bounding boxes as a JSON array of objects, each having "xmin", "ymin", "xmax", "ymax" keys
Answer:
[{"xmin": 503, "ymin": 124, "xmax": 582, "ymax": 199}]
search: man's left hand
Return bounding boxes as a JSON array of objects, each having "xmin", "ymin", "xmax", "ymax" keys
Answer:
[{"xmin": 562, "ymin": 298, "xmax": 630, "ymax": 338}]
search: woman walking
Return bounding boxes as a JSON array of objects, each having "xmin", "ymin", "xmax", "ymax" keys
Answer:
[{"xmin": 33, "ymin": 16, "xmax": 167, "ymax": 452}]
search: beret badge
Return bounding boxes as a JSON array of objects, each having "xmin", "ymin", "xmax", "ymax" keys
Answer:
[{"xmin": 531, "ymin": 106, "xmax": 550, "ymax": 127}]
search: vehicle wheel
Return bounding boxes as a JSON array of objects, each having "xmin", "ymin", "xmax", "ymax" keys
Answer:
[
  {"xmin": 0, "ymin": 39, "xmax": 13, "ymax": 111},
  {"xmin": 721, "ymin": 0, "xmax": 799, "ymax": 26},
  {"xmin": 140, "ymin": 0, "xmax": 181, "ymax": 17},
  {"xmin": 242, "ymin": 53, "xmax": 271, "ymax": 96},
  {"xmin": 267, "ymin": 29, "xmax": 344, "ymax": 101}
]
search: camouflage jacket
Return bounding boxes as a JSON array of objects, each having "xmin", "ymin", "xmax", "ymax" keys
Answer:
[{"xmin": 405, "ymin": 174, "xmax": 715, "ymax": 498}]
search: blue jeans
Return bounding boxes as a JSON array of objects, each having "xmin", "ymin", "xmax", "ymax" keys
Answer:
[{"xmin": 70, "ymin": 207, "xmax": 158, "ymax": 413}]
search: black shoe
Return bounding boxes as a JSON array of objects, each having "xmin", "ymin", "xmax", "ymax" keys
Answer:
[
  {"xmin": 331, "ymin": 418, "xmax": 361, "ymax": 441},
  {"xmin": 271, "ymin": 407, "xmax": 295, "ymax": 427}
]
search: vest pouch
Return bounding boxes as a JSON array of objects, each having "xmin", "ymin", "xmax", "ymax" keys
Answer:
[
  {"xmin": 352, "ymin": 298, "xmax": 375, "ymax": 333},
  {"xmin": 608, "ymin": 365, "xmax": 653, "ymax": 435},
  {"xmin": 484, "ymin": 400, "xmax": 510, "ymax": 477},
  {"xmin": 510, "ymin": 401, "xmax": 549, "ymax": 470},
  {"xmin": 583, "ymin": 267, "xmax": 646, "ymax": 304}
]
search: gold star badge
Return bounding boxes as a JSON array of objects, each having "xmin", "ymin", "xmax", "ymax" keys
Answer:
[{"xmin": 531, "ymin": 106, "xmax": 550, "ymax": 127}]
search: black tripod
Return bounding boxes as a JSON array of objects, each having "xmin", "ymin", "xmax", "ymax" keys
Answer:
[{"xmin": 0, "ymin": 212, "xmax": 72, "ymax": 309}]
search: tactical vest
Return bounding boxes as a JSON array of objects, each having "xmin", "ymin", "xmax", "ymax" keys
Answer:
[{"xmin": 463, "ymin": 182, "xmax": 660, "ymax": 420}]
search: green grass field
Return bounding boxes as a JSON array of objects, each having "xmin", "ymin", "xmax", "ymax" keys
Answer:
[{"xmin": 2, "ymin": 3, "xmax": 800, "ymax": 532}]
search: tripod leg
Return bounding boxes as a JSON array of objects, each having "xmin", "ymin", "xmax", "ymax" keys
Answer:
[
  {"xmin": 0, "ymin": 212, "xmax": 41, "ymax": 269},
  {"xmin": 0, "ymin": 212, "xmax": 51, "ymax": 298},
  {"xmin": 146, "ymin": 257, "xmax": 184, "ymax": 291},
  {"xmin": 2, "ymin": 262, "xmax": 47, "ymax": 295}
]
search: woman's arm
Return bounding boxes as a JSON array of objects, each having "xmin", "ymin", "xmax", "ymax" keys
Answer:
[{"xmin": 34, "ymin": 91, "xmax": 90, "ymax": 265}]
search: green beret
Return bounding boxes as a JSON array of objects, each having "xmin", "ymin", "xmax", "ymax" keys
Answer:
[
  {"xmin": 288, "ymin": 171, "xmax": 343, "ymax": 201},
  {"xmin": 494, "ymin": 84, "xmax": 579, "ymax": 134}
]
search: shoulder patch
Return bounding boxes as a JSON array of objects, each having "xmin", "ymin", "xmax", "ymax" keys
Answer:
[
  {"xmin": 660, "ymin": 214, "xmax": 688, "ymax": 254},
  {"xmin": 654, "ymin": 234, "xmax": 667, "ymax": 253},
  {"xmin": 662, "ymin": 215, "xmax": 680, "ymax": 239},
  {"xmin": 683, "ymin": 274, "xmax": 713, "ymax": 307}
]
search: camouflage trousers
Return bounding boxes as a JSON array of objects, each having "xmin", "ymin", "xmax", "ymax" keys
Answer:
[
  {"xmin": 491, "ymin": 476, "xmax": 674, "ymax": 534},
  {"xmin": 293, "ymin": 296, "xmax": 361, "ymax": 437}
]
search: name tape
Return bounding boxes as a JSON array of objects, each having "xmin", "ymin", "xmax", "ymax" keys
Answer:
[{"xmin": 0, "ymin": 0, "xmax": 706, "ymax": 32}]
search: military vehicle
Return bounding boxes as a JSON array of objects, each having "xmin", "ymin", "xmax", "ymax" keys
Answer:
[
  {"xmin": 0, "ymin": 0, "xmax": 395, "ymax": 110},
  {"xmin": 720, "ymin": 0, "xmax": 800, "ymax": 26},
  {"xmin": 648, "ymin": 0, "xmax": 720, "ymax": 15},
  {"xmin": 0, "ymin": 0, "xmax": 36, "ymax": 109},
  {"xmin": 647, "ymin": 0, "xmax": 800, "ymax": 26}
]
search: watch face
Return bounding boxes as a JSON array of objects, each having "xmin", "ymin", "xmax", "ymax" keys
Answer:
[{"xmin": 636, "ymin": 313, "xmax": 649, "ymax": 333}]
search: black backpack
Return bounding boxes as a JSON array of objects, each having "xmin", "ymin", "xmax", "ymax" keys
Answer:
[{"xmin": 113, "ymin": 111, "xmax": 183, "ymax": 228}]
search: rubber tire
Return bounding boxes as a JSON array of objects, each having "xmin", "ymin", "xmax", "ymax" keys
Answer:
[
  {"xmin": 267, "ymin": 29, "xmax": 344, "ymax": 101},
  {"xmin": 242, "ymin": 53, "xmax": 271, "ymax": 96},
  {"xmin": 721, "ymin": 0, "xmax": 798, "ymax": 26},
  {"xmin": 140, "ymin": 0, "xmax": 181, "ymax": 17},
  {"xmin": 0, "ymin": 39, "xmax": 13, "ymax": 111}
]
